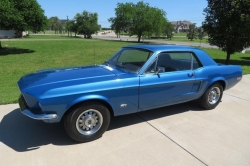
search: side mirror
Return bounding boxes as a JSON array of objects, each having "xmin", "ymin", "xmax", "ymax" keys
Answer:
[
  {"xmin": 155, "ymin": 68, "xmax": 160, "ymax": 75},
  {"xmin": 154, "ymin": 66, "xmax": 165, "ymax": 75}
]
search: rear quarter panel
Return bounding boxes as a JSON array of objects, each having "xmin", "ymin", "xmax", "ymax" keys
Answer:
[
  {"xmin": 195, "ymin": 65, "xmax": 242, "ymax": 95},
  {"xmin": 192, "ymin": 49, "xmax": 242, "ymax": 97}
]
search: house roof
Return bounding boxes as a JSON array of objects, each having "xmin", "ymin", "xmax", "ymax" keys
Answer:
[
  {"xmin": 49, "ymin": 17, "xmax": 68, "ymax": 23},
  {"xmin": 171, "ymin": 20, "xmax": 193, "ymax": 25}
]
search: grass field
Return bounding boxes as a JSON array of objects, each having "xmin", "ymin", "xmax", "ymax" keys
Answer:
[
  {"xmin": 165, "ymin": 37, "xmax": 209, "ymax": 44},
  {"xmin": 0, "ymin": 35, "xmax": 250, "ymax": 104},
  {"xmin": 157, "ymin": 32, "xmax": 209, "ymax": 43}
]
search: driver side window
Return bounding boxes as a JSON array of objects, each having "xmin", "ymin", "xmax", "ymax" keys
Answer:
[
  {"xmin": 145, "ymin": 52, "xmax": 202, "ymax": 74},
  {"xmin": 157, "ymin": 53, "xmax": 178, "ymax": 72}
]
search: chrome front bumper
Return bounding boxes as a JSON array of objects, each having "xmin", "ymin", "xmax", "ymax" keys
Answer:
[
  {"xmin": 19, "ymin": 94, "xmax": 57, "ymax": 120},
  {"xmin": 21, "ymin": 109, "xmax": 58, "ymax": 120}
]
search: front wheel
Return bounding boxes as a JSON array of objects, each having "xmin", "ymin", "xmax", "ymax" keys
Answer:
[
  {"xmin": 64, "ymin": 102, "xmax": 110, "ymax": 142},
  {"xmin": 199, "ymin": 83, "xmax": 223, "ymax": 110}
]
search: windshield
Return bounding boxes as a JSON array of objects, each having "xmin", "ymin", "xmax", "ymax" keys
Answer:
[{"xmin": 105, "ymin": 48, "xmax": 153, "ymax": 73}]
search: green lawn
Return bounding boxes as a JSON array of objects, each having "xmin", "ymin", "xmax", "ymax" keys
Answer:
[
  {"xmin": 0, "ymin": 36, "xmax": 130, "ymax": 104},
  {"xmin": 0, "ymin": 35, "xmax": 249, "ymax": 104},
  {"xmin": 148, "ymin": 33, "xmax": 209, "ymax": 44},
  {"xmin": 173, "ymin": 32, "xmax": 187, "ymax": 37},
  {"xmin": 168, "ymin": 37, "xmax": 209, "ymax": 44}
]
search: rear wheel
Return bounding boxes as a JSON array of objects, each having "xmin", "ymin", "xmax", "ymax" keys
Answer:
[
  {"xmin": 199, "ymin": 83, "xmax": 223, "ymax": 110},
  {"xmin": 64, "ymin": 102, "xmax": 110, "ymax": 142}
]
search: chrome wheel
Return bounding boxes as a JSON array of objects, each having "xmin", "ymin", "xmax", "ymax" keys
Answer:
[
  {"xmin": 208, "ymin": 87, "xmax": 221, "ymax": 105},
  {"xmin": 76, "ymin": 109, "xmax": 103, "ymax": 135}
]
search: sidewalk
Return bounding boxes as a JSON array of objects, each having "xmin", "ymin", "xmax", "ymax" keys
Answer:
[{"xmin": 0, "ymin": 75, "xmax": 250, "ymax": 166}]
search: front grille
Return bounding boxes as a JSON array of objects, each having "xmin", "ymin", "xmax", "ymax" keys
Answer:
[{"xmin": 18, "ymin": 94, "xmax": 28, "ymax": 111}]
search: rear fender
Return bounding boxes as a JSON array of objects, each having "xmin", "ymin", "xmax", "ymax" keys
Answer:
[{"xmin": 207, "ymin": 77, "xmax": 227, "ymax": 90}]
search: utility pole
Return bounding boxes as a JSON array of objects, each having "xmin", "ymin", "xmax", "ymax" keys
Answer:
[{"xmin": 67, "ymin": 16, "xmax": 69, "ymax": 37}]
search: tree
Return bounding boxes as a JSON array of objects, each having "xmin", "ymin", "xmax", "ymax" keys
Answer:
[
  {"xmin": 75, "ymin": 11, "xmax": 99, "ymax": 38},
  {"xmin": 203, "ymin": 0, "xmax": 250, "ymax": 64},
  {"xmin": 197, "ymin": 27, "xmax": 206, "ymax": 46},
  {"xmin": 187, "ymin": 23, "xmax": 198, "ymax": 41},
  {"xmin": 108, "ymin": 2, "xmax": 135, "ymax": 38},
  {"xmin": 50, "ymin": 17, "xmax": 63, "ymax": 34},
  {"xmin": 108, "ymin": 17, "xmax": 121, "ymax": 38},
  {"xmin": 65, "ymin": 20, "xmax": 78, "ymax": 37},
  {"xmin": 65, "ymin": 20, "xmax": 71, "ymax": 36},
  {"xmin": 109, "ymin": 1, "xmax": 168, "ymax": 42},
  {"xmin": 164, "ymin": 22, "xmax": 175, "ymax": 40},
  {"xmin": 0, "ymin": 0, "xmax": 47, "ymax": 35}
]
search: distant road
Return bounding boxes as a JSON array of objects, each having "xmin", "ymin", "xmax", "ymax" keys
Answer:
[
  {"xmin": 92, "ymin": 34, "xmax": 250, "ymax": 52},
  {"xmin": 2, "ymin": 33, "xmax": 249, "ymax": 52}
]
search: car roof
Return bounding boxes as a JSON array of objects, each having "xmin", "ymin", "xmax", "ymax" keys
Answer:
[{"xmin": 123, "ymin": 44, "xmax": 202, "ymax": 52}]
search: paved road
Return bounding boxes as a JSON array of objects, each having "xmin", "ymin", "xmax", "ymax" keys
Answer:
[
  {"xmin": 0, "ymin": 75, "xmax": 250, "ymax": 166},
  {"xmin": 2, "ymin": 33, "xmax": 249, "ymax": 52},
  {"xmin": 93, "ymin": 35, "xmax": 250, "ymax": 52}
]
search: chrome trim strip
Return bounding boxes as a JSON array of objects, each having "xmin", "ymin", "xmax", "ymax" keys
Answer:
[
  {"xmin": 21, "ymin": 109, "xmax": 58, "ymax": 120},
  {"xmin": 198, "ymin": 80, "xmax": 203, "ymax": 92}
]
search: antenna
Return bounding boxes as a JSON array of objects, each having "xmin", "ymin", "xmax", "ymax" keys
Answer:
[{"xmin": 93, "ymin": 42, "xmax": 96, "ymax": 65}]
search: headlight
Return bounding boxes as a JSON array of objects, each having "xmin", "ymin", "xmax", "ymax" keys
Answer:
[{"xmin": 22, "ymin": 93, "xmax": 43, "ymax": 113}]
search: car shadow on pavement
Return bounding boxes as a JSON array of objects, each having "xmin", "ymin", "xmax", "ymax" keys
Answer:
[
  {"xmin": 0, "ymin": 108, "xmax": 77, "ymax": 152},
  {"xmin": 0, "ymin": 101, "xmax": 204, "ymax": 152},
  {"xmin": 108, "ymin": 101, "xmax": 203, "ymax": 131}
]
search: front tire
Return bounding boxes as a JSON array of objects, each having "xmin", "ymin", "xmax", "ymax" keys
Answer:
[
  {"xmin": 199, "ymin": 83, "xmax": 223, "ymax": 110},
  {"xmin": 64, "ymin": 102, "xmax": 110, "ymax": 142}
]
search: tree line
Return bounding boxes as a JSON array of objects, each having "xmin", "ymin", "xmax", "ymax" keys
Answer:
[
  {"xmin": 108, "ymin": 1, "xmax": 174, "ymax": 42},
  {"xmin": 1, "ymin": 0, "xmax": 250, "ymax": 64},
  {"xmin": 49, "ymin": 11, "xmax": 99, "ymax": 39},
  {"xmin": 51, "ymin": 1, "xmax": 174, "ymax": 41},
  {"xmin": 65, "ymin": 11, "xmax": 99, "ymax": 38}
]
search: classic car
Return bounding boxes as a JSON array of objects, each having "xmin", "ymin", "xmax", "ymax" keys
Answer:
[{"xmin": 17, "ymin": 45, "xmax": 242, "ymax": 142}]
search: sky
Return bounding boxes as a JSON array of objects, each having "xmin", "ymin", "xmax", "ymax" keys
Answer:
[{"xmin": 37, "ymin": 0, "xmax": 208, "ymax": 28}]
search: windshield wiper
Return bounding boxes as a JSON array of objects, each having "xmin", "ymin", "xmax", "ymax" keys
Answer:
[{"xmin": 115, "ymin": 63, "xmax": 124, "ymax": 69}]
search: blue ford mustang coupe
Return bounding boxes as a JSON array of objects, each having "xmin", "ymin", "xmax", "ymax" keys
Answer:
[{"xmin": 18, "ymin": 45, "xmax": 242, "ymax": 142}]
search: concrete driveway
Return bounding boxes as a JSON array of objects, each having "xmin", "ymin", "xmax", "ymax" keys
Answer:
[{"xmin": 1, "ymin": 75, "xmax": 250, "ymax": 166}]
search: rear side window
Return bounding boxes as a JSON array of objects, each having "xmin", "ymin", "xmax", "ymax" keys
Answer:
[{"xmin": 169, "ymin": 52, "xmax": 191, "ymax": 60}]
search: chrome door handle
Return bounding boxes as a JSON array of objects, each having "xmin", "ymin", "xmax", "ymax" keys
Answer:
[{"xmin": 188, "ymin": 72, "xmax": 195, "ymax": 77}]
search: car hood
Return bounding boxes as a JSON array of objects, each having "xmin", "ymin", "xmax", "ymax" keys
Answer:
[{"xmin": 18, "ymin": 65, "xmax": 117, "ymax": 92}]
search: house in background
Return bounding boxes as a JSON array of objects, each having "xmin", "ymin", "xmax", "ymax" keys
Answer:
[
  {"xmin": 0, "ymin": 30, "xmax": 16, "ymax": 38},
  {"xmin": 0, "ymin": 30, "xmax": 28, "ymax": 38},
  {"xmin": 171, "ymin": 20, "xmax": 193, "ymax": 33}
]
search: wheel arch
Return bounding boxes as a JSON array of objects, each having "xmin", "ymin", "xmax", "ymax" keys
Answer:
[
  {"xmin": 217, "ymin": 80, "xmax": 226, "ymax": 90},
  {"xmin": 208, "ymin": 78, "xmax": 226, "ymax": 91},
  {"xmin": 62, "ymin": 96, "xmax": 114, "ymax": 122}
]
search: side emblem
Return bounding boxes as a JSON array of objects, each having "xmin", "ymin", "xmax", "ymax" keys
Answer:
[{"xmin": 120, "ymin": 104, "xmax": 127, "ymax": 108}]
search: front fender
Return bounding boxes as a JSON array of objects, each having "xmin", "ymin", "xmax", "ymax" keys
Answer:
[{"xmin": 66, "ymin": 94, "xmax": 114, "ymax": 113}]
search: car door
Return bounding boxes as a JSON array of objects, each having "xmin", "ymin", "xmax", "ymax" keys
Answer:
[{"xmin": 139, "ymin": 52, "xmax": 198, "ymax": 111}]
